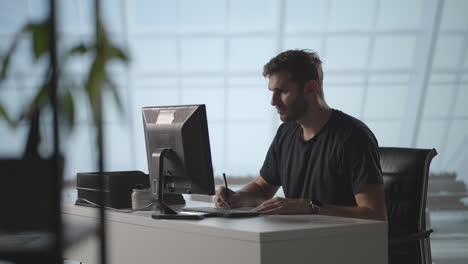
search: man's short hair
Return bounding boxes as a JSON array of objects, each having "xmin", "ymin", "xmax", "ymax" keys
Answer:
[{"xmin": 263, "ymin": 49, "xmax": 323, "ymax": 89}]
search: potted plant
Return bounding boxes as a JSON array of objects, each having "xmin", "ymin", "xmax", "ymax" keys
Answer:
[{"xmin": 0, "ymin": 13, "xmax": 128, "ymax": 231}]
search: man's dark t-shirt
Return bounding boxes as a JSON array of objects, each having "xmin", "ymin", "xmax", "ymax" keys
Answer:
[{"xmin": 260, "ymin": 109, "xmax": 383, "ymax": 206}]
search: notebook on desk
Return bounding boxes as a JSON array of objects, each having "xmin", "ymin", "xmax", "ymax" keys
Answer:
[{"xmin": 182, "ymin": 207, "xmax": 259, "ymax": 218}]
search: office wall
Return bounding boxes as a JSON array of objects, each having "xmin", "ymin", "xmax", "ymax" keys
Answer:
[{"xmin": 1, "ymin": 0, "xmax": 467, "ymax": 188}]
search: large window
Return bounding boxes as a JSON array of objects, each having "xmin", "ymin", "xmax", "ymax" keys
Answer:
[
  {"xmin": 2, "ymin": 1, "xmax": 468, "ymax": 262},
  {"xmin": 1, "ymin": 0, "xmax": 467, "ymax": 186}
]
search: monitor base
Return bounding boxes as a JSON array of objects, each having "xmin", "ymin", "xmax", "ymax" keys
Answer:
[
  {"xmin": 155, "ymin": 201, "xmax": 178, "ymax": 215},
  {"xmin": 151, "ymin": 213, "xmax": 204, "ymax": 220}
]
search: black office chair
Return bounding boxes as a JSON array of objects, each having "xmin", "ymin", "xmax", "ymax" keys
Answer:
[{"xmin": 379, "ymin": 147, "xmax": 437, "ymax": 264}]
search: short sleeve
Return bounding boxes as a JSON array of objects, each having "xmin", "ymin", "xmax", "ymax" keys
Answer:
[
  {"xmin": 343, "ymin": 128, "xmax": 383, "ymax": 194},
  {"xmin": 260, "ymin": 126, "xmax": 283, "ymax": 186}
]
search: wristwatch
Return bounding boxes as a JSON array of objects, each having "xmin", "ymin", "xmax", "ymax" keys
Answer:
[{"xmin": 308, "ymin": 199, "xmax": 322, "ymax": 214}]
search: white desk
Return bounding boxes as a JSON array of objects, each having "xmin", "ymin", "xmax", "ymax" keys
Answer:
[{"xmin": 63, "ymin": 202, "xmax": 387, "ymax": 264}]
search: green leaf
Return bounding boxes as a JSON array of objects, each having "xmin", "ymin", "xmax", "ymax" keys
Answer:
[
  {"xmin": 21, "ymin": 80, "xmax": 50, "ymax": 120},
  {"xmin": 69, "ymin": 43, "xmax": 89, "ymax": 55},
  {"xmin": 108, "ymin": 46, "xmax": 129, "ymax": 62},
  {"xmin": 85, "ymin": 55, "xmax": 106, "ymax": 125},
  {"xmin": 59, "ymin": 43, "xmax": 91, "ymax": 67},
  {"xmin": 29, "ymin": 22, "xmax": 49, "ymax": 59},
  {"xmin": 0, "ymin": 31, "xmax": 23, "ymax": 81},
  {"xmin": 0, "ymin": 51, "xmax": 13, "ymax": 82},
  {"xmin": 97, "ymin": 22, "xmax": 109, "ymax": 46},
  {"xmin": 104, "ymin": 73, "xmax": 124, "ymax": 116},
  {"xmin": 59, "ymin": 89, "xmax": 75, "ymax": 130},
  {"xmin": 0, "ymin": 104, "xmax": 13, "ymax": 126}
]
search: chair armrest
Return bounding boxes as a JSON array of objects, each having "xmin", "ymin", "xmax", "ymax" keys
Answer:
[{"xmin": 389, "ymin": 229, "xmax": 433, "ymax": 245}]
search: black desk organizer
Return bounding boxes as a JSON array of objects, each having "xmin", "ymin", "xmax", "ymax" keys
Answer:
[{"xmin": 76, "ymin": 170, "xmax": 184, "ymax": 209}]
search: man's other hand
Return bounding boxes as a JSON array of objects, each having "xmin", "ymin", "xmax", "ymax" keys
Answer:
[{"xmin": 255, "ymin": 197, "xmax": 310, "ymax": 214}]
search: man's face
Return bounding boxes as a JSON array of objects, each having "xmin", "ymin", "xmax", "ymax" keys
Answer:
[{"xmin": 268, "ymin": 71, "xmax": 308, "ymax": 122}]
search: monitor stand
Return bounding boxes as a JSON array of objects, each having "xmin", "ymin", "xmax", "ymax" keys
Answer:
[
  {"xmin": 150, "ymin": 149, "xmax": 202, "ymax": 220},
  {"xmin": 155, "ymin": 199, "xmax": 178, "ymax": 215}
]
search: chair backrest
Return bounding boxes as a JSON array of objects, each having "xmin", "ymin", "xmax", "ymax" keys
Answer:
[
  {"xmin": 379, "ymin": 147, "xmax": 437, "ymax": 263},
  {"xmin": 380, "ymin": 147, "xmax": 436, "ymax": 235}
]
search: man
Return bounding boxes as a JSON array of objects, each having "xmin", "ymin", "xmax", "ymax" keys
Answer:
[{"xmin": 214, "ymin": 49, "xmax": 387, "ymax": 221}]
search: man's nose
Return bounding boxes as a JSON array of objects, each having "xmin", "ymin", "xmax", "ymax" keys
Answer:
[{"xmin": 271, "ymin": 93, "xmax": 279, "ymax": 106}]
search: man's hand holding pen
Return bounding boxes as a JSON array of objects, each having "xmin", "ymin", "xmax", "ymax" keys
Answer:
[
  {"xmin": 214, "ymin": 186, "xmax": 239, "ymax": 208},
  {"xmin": 214, "ymin": 173, "xmax": 272, "ymax": 210},
  {"xmin": 214, "ymin": 173, "xmax": 242, "ymax": 208},
  {"xmin": 214, "ymin": 185, "xmax": 264, "ymax": 209}
]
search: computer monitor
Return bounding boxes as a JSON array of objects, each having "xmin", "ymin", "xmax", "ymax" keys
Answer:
[{"xmin": 142, "ymin": 104, "xmax": 215, "ymax": 215}]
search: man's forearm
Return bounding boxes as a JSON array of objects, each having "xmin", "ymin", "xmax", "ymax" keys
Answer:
[{"xmin": 237, "ymin": 181, "xmax": 271, "ymax": 207}]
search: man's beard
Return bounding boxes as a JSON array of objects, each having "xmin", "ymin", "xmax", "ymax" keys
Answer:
[{"xmin": 279, "ymin": 96, "xmax": 308, "ymax": 122}]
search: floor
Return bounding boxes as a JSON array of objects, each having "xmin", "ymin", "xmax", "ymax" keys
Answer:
[{"xmin": 430, "ymin": 210, "xmax": 468, "ymax": 264}]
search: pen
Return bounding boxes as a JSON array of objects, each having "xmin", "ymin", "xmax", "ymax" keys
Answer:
[{"xmin": 223, "ymin": 173, "xmax": 229, "ymax": 197}]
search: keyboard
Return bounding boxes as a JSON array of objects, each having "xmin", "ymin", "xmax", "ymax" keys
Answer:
[{"xmin": 182, "ymin": 207, "xmax": 259, "ymax": 218}]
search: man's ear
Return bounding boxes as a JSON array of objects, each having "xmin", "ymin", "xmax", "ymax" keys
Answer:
[{"xmin": 303, "ymin": 80, "xmax": 319, "ymax": 97}]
